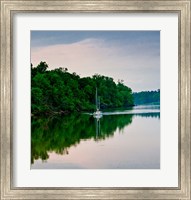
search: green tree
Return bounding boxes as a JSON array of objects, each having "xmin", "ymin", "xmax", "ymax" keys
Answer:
[
  {"xmin": 31, "ymin": 62, "xmax": 134, "ymax": 116},
  {"xmin": 133, "ymin": 90, "xmax": 160, "ymax": 105}
]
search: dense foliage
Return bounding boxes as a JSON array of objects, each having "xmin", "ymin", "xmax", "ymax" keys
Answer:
[
  {"xmin": 133, "ymin": 90, "xmax": 160, "ymax": 105},
  {"xmin": 31, "ymin": 62, "xmax": 134, "ymax": 115}
]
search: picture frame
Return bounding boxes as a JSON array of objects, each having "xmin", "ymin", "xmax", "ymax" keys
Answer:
[{"xmin": 0, "ymin": 0, "xmax": 190, "ymax": 199}]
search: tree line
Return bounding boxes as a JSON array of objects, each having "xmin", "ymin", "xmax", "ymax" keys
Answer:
[
  {"xmin": 31, "ymin": 62, "xmax": 134, "ymax": 115},
  {"xmin": 133, "ymin": 89, "xmax": 160, "ymax": 105}
]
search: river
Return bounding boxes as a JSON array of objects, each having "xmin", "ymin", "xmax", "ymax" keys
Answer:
[{"xmin": 31, "ymin": 105, "xmax": 160, "ymax": 169}]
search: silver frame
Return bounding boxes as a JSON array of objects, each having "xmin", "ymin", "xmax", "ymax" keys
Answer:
[{"xmin": 1, "ymin": 1, "xmax": 190, "ymax": 199}]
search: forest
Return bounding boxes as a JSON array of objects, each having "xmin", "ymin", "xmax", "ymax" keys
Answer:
[
  {"xmin": 31, "ymin": 62, "xmax": 134, "ymax": 115},
  {"xmin": 133, "ymin": 90, "xmax": 160, "ymax": 105}
]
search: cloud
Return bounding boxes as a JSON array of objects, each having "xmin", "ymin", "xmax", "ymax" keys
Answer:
[{"xmin": 31, "ymin": 38, "xmax": 160, "ymax": 92}]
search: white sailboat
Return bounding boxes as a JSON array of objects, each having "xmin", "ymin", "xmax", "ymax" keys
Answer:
[{"xmin": 93, "ymin": 88, "xmax": 103, "ymax": 119}]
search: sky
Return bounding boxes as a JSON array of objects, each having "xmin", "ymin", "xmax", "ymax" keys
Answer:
[{"xmin": 31, "ymin": 31, "xmax": 160, "ymax": 92}]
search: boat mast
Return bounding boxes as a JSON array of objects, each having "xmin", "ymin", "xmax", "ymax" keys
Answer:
[{"xmin": 95, "ymin": 87, "xmax": 98, "ymax": 110}]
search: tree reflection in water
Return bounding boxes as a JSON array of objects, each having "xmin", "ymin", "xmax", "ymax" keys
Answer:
[{"xmin": 31, "ymin": 112, "xmax": 159, "ymax": 164}]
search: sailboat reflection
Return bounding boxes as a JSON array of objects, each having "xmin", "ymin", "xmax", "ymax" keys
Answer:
[{"xmin": 95, "ymin": 117, "xmax": 102, "ymax": 140}]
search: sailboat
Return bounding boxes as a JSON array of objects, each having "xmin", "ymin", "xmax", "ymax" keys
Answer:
[{"xmin": 93, "ymin": 88, "xmax": 103, "ymax": 119}]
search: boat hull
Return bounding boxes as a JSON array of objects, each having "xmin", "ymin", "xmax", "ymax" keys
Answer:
[{"xmin": 93, "ymin": 111, "xmax": 103, "ymax": 119}]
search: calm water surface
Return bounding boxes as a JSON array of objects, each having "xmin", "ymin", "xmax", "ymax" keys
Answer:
[{"xmin": 31, "ymin": 105, "xmax": 160, "ymax": 169}]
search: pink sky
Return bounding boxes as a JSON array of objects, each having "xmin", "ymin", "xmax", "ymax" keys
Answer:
[{"xmin": 31, "ymin": 31, "xmax": 160, "ymax": 92}]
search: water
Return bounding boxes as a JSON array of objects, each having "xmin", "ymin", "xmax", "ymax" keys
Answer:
[{"xmin": 31, "ymin": 105, "xmax": 160, "ymax": 169}]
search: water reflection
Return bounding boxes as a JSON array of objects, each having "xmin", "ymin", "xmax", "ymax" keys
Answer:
[
  {"xmin": 135, "ymin": 112, "xmax": 160, "ymax": 118},
  {"xmin": 31, "ymin": 111, "xmax": 159, "ymax": 164},
  {"xmin": 95, "ymin": 118, "xmax": 101, "ymax": 140}
]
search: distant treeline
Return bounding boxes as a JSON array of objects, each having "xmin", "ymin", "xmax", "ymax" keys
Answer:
[
  {"xmin": 133, "ymin": 90, "xmax": 160, "ymax": 105},
  {"xmin": 31, "ymin": 62, "xmax": 134, "ymax": 115}
]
